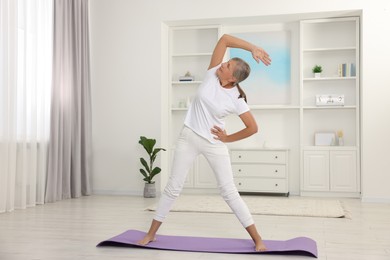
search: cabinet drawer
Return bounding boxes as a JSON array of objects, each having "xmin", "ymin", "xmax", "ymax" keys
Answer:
[
  {"xmin": 231, "ymin": 150, "xmax": 286, "ymax": 164},
  {"xmin": 234, "ymin": 178, "xmax": 287, "ymax": 193},
  {"xmin": 232, "ymin": 164, "xmax": 286, "ymax": 178}
]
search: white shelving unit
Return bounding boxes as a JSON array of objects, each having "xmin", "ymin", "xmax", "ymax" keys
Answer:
[
  {"xmin": 167, "ymin": 25, "xmax": 298, "ymax": 193},
  {"xmin": 299, "ymin": 17, "xmax": 360, "ymax": 197},
  {"xmin": 168, "ymin": 26, "xmax": 220, "ymax": 190},
  {"xmin": 165, "ymin": 22, "xmax": 301, "ymax": 195},
  {"xmin": 163, "ymin": 17, "xmax": 360, "ymax": 197}
]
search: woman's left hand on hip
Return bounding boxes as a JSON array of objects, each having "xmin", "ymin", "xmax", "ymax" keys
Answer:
[{"xmin": 211, "ymin": 126, "xmax": 228, "ymax": 142}]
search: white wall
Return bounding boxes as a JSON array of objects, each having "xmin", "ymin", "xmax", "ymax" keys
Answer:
[
  {"xmin": 89, "ymin": 0, "xmax": 390, "ymax": 202},
  {"xmin": 359, "ymin": 2, "xmax": 390, "ymax": 202}
]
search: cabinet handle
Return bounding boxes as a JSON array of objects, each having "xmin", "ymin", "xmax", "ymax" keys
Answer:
[
  {"xmin": 238, "ymin": 169, "xmax": 242, "ymax": 172},
  {"xmin": 238, "ymin": 155, "xmax": 242, "ymax": 159},
  {"xmin": 275, "ymin": 183, "xmax": 278, "ymax": 187},
  {"xmin": 274, "ymin": 169, "xmax": 278, "ymax": 173},
  {"xmin": 275, "ymin": 156, "xmax": 278, "ymax": 159},
  {"xmin": 238, "ymin": 182, "xmax": 242, "ymax": 186}
]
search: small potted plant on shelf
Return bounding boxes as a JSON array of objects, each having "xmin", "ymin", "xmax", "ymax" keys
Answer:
[
  {"xmin": 138, "ymin": 136, "xmax": 166, "ymax": 198},
  {"xmin": 312, "ymin": 65, "xmax": 323, "ymax": 78}
]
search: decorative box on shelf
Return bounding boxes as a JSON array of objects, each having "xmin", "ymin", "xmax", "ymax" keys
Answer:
[
  {"xmin": 315, "ymin": 95, "xmax": 345, "ymax": 106},
  {"xmin": 315, "ymin": 132, "xmax": 336, "ymax": 146}
]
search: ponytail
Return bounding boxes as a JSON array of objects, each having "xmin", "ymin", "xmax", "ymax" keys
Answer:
[
  {"xmin": 236, "ymin": 83, "xmax": 247, "ymax": 103},
  {"xmin": 231, "ymin": 57, "xmax": 250, "ymax": 103}
]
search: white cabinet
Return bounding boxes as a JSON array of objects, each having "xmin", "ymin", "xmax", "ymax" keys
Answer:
[
  {"xmin": 230, "ymin": 149, "xmax": 289, "ymax": 195},
  {"xmin": 303, "ymin": 149, "xmax": 358, "ymax": 194}
]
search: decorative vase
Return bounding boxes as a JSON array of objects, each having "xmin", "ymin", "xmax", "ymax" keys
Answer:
[
  {"xmin": 144, "ymin": 183, "xmax": 156, "ymax": 198},
  {"xmin": 314, "ymin": 73, "xmax": 321, "ymax": 78}
]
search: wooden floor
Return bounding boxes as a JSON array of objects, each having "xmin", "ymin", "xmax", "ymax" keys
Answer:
[{"xmin": 0, "ymin": 195, "xmax": 389, "ymax": 260}]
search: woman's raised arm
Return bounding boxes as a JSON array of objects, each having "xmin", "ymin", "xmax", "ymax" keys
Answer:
[{"xmin": 208, "ymin": 34, "xmax": 271, "ymax": 69}]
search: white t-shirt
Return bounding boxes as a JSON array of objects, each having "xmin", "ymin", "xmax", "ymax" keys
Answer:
[{"xmin": 184, "ymin": 64, "xmax": 250, "ymax": 144}]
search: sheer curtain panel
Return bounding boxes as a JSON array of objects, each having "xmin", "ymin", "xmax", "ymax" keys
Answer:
[
  {"xmin": 0, "ymin": 0, "xmax": 53, "ymax": 213},
  {"xmin": 45, "ymin": 0, "xmax": 92, "ymax": 202}
]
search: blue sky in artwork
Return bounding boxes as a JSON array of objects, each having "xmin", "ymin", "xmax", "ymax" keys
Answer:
[{"xmin": 230, "ymin": 31, "xmax": 291, "ymax": 90}]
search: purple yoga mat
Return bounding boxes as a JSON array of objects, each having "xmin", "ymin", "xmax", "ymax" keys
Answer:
[{"xmin": 97, "ymin": 229, "xmax": 318, "ymax": 258}]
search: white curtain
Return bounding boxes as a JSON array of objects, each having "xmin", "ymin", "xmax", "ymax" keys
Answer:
[
  {"xmin": 45, "ymin": 0, "xmax": 92, "ymax": 202},
  {"xmin": 0, "ymin": 0, "xmax": 53, "ymax": 212}
]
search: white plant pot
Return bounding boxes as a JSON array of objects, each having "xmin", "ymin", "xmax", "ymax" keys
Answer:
[
  {"xmin": 314, "ymin": 73, "xmax": 321, "ymax": 78},
  {"xmin": 144, "ymin": 183, "xmax": 156, "ymax": 198}
]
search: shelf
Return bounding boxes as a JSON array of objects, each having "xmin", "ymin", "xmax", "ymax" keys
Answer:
[
  {"xmin": 250, "ymin": 105, "xmax": 300, "ymax": 110},
  {"xmin": 172, "ymin": 53, "xmax": 212, "ymax": 57},
  {"xmin": 171, "ymin": 107, "xmax": 188, "ymax": 111},
  {"xmin": 228, "ymin": 146, "xmax": 290, "ymax": 151},
  {"xmin": 172, "ymin": 81, "xmax": 202, "ymax": 85},
  {"xmin": 303, "ymin": 106, "xmax": 356, "ymax": 110},
  {"xmin": 303, "ymin": 47, "xmax": 356, "ymax": 52},
  {"xmin": 302, "ymin": 146, "xmax": 358, "ymax": 151},
  {"xmin": 171, "ymin": 106, "xmax": 301, "ymax": 111},
  {"xmin": 303, "ymin": 77, "xmax": 356, "ymax": 81}
]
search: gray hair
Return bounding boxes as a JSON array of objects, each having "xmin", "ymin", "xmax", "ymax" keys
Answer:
[
  {"xmin": 231, "ymin": 57, "xmax": 250, "ymax": 103},
  {"xmin": 231, "ymin": 57, "xmax": 251, "ymax": 85}
]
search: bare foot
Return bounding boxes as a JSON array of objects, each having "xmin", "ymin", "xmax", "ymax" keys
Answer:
[
  {"xmin": 137, "ymin": 234, "xmax": 156, "ymax": 246},
  {"xmin": 255, "ymin": 240, "xmax": 267, "ymax": 252}
]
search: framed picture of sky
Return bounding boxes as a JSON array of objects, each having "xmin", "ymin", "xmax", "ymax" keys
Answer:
[{"xmin": 230, "ymin": 31, "xmax": 291, "ymax": 105}]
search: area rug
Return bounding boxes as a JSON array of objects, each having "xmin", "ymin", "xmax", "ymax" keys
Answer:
[{"xmin": 146, "ymin": 195, "xmax": 347, "ymax": 218}]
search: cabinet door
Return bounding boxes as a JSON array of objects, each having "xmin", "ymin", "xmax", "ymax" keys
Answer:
[
  {"xmin": 330, "ymin": 151, "xmax": 357, "ymax": 192},
  {"xmin": 303, "ymin": 151, "xmax": 330, "ymax": 191}
]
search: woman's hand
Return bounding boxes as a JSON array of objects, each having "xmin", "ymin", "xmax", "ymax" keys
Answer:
[
  {"xmin": 252, "ymin": 47, "xmax": 271, "ymax": 66},
  {"xmin": 211, "ymin": 126, "xmax": 228, "ymax": 142},
  {"xmin": 209, "ymin": 34, "xmax": 272, "ymax": 69}
]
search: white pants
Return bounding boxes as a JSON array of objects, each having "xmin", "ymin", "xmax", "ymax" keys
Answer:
[{"xmin": 154, "ymin": 126, "xmax": 254, "ymax": 228}]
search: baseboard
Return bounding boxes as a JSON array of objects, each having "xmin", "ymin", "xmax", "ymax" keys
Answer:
[
  {"xmin": 300, "ymin": 191, "xmax": 361, "ymax": 198},
  {"xmin": 93, "ymin": 189, "xmax": 302, "ymax": 197},
  {"xmin": 361, "ymin": 197, "xmax": 390, "ymax": 203},
  {"xmin": 92, "ymin": 189, "xmax": 144, "ymax": 196}
]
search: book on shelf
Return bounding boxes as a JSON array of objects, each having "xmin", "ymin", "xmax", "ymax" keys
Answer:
[
  {"xmin": 338, "ymin": 63, "xmax": 356, "ymax": 77},
  {"xmin": 179, "ymin": 76, "xmax": 194, "ymax": 82}
]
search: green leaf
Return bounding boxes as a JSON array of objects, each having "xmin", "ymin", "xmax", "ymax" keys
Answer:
[
  {"xmin": 140, "ymin": 158, "xmax": 150, "ymax": 173},
  {"xmin": 151, "ymin": 148, "xmax": 166, "ymax": 162},
  {"xmin": 139, "ymin": 136, "xmax": 156, "ymax": 155},
  {"xmin": 149, "ymin": 167, "xmax": 161, "ymax": 180},
  {"xmin": 138, "ymin": 136, "xmax": 147, "ymax": 147},
  {"xmin": 139, "ymin": 168, "xmax": 148, "ymax": 179}
]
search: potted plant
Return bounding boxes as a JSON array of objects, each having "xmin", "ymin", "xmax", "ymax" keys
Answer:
[
  {"xmin": 312, "ymin": 65, "xmax": 322, "ymax": 78},
  {"xmin": 138, "ymin": 136, "xmax": 166, "ymax": 198}
]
